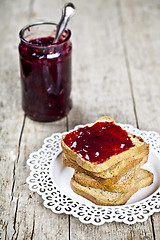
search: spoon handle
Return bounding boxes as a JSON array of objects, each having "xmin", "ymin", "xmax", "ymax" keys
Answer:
[{"xmin": 54, "ymin": 2, "xmax": 75, "ymax": 43}]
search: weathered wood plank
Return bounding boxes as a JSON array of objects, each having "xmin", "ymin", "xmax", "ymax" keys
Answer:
[
  {"xmin": 69, "ymin": 0, "xmax": 137, "ymax": 127},
  {"xmin": 0, "ymin": 0, "xmax": 69, "ymax": 239},
  {"xmin": 68, "ymin": 0, "xmax": 157, "ymax": 239},
  {"xmin": 0, "ymin": 0, "xmax": 159, "ymax": 239},
  {"xmin": 69, "ymin": 218, "xmax": 154, "ymax": 240},
  {"xmin": 0, "ymin": 0, "xmax": 30, "ymax": 238},
  {"xmin": 119, "ymin": 0, "xmax": 160, "ymax": 132},
  {"xmin": 119, "ymin": 0, "xmax": 160, "ymax": 238},
  {"xmin": 11, "ymin": 0, "xmax": 70, "ymax": 238},
  {"xmin": 12, "ymin": 118, "xmax": 69, "ymax": 240}
]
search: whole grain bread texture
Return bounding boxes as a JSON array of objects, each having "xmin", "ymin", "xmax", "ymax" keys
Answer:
[
  {"xmin": 70, "ymin": 169, "xmax": 153, "ymax": 206},
  {"xmin": 61, "ymin": 116, "xmax": 149, "ymax": 173},
  {"xmin": 72, "ymin": 155, "xmax": 148, "ymax": 193},
  {"xmin": 62, "ymin": 151, "xmax": 148, "ymax": 181}
]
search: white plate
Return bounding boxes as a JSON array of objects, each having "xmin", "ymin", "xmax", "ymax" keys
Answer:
[{"xmin": 26, "ymin": 123, "xmax": 160, "ymax": 225}]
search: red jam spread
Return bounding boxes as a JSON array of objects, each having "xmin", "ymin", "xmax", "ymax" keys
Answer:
[
  {"xmin": 19, "ymin": 35, "xmax": 72, "ymax": 122},
  {"xmin": 63, "ymin": 121, "xmax": 135, "ymax": 164}
]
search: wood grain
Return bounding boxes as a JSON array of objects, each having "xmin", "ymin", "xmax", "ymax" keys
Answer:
[
  {"xmin": 0, "ymin": 0, "xmax": 159, "ymax": 239},
  {"xmin": 119, "ymin": 0, "xmax": 160, "ymax": 132}
]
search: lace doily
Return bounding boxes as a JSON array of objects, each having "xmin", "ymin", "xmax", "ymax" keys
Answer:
[{"xmin": 26, "ymin": 123, "xmax": 160, "ymax": 225}]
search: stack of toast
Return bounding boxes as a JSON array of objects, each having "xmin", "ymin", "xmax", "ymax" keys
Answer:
[{"xmin": 61, "ymin": 116, "xmax": 153, "ymax": 206}]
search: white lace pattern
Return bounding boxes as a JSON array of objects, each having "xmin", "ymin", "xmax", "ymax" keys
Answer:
[{"xmin": 26, "ymin": 124, "xmax": 160, "ymax": 225}]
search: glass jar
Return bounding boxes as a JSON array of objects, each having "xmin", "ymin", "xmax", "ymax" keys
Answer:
[{"xmin": 19, "ymin": 22, "xmax": 72, "ymax": 122}]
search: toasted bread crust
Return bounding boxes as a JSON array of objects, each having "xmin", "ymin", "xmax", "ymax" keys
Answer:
[
  {"xmin": 61, "ymin": 116, "xmax": 149, "ymax": 172},
  {"xmin": 73, "ymin": 156, "xmax": 148, "ymax": 193},
  {"xmin": 73, "ymin": 169, "xmax": 137, "ymax": 193},
  {"xmin": 62, "ymin": 152, "xmax": 148, "ymax": 181},
  {"xmin": 62, "ymin": 116, "xmax": 152, "ymax": 206},
  {"xmin": 70, "ymin": 169, "xmax": 153, "ymax": 206}
]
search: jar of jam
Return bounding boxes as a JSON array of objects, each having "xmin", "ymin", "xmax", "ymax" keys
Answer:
[{"xmin": 19, "ymin": 22, "xmax": 72, "ymax": 122}]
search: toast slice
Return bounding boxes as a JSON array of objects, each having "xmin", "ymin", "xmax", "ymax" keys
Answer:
[
  {"xmin": 73, "ymin": 168, "xmax": 138, "ymax": 193},
  {"xmin": 73, "ymin": 166, "xmax": 139, "ymax": 192},
  {"xmin": 62, "ymin": 150, "xmax": 148, "ymax": 181},
  {"xmin": 72, "ymin": 155, "xmax": 147, "ymax": 193},
  {"xmin": 70, "ymin": 169, "xmax": 153, "ymax": 206},
  {"xmin": 61, "ymin": 116, "xmax": 149, "ymax": 173}
]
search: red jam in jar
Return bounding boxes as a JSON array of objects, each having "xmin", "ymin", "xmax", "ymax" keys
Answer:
[
  {"xmin": 63, "ymin": 121, "xmax": 135, "ymax": 164},
  {"xmin": 19, "ymin": 22, "xmax": 72, "ymax": 122}
]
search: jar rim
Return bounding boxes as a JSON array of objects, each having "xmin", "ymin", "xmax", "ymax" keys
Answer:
[{"xmin": 19, "ymin": 21, "xmax": 71, "ymax": 47}]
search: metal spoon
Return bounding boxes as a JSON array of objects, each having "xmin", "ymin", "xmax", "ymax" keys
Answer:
[{"xmin": 53, "ymin": 2, "xmax": 75, "ymax": 43}]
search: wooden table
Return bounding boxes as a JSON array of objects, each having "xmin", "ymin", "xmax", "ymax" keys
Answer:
[{"xmin": 1, "ymin": 0, "xmax": 160, "ymax": 239}]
